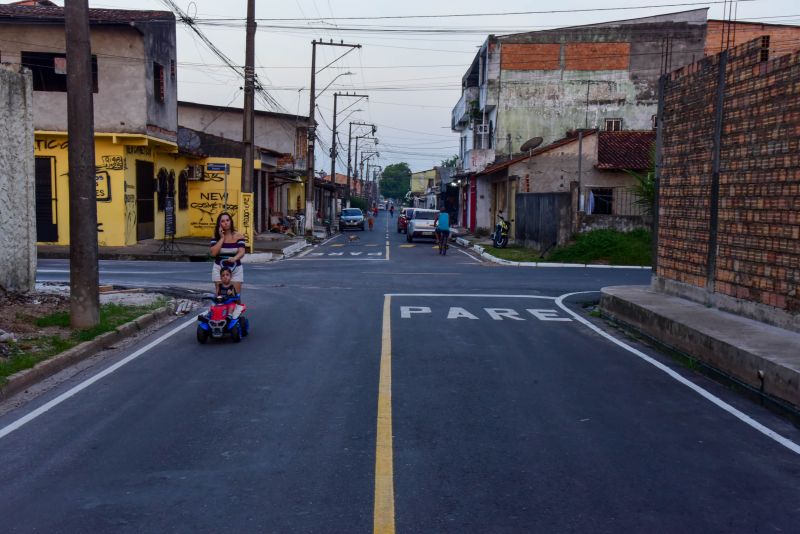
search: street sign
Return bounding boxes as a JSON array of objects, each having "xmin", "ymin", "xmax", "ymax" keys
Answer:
[{"xmin": 206, "ymin": 163, "xmax": 229, "ymax": 172}]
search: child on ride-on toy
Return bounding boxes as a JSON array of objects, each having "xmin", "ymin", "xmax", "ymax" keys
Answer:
[{"xmin": 218, "ymin": 266, "xmax": 244, "ymax": 319}]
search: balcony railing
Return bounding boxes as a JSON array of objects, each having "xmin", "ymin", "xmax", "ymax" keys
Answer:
[{"xmin": 451, "ymin": 86, "xmax": 479, "ymax": 129}]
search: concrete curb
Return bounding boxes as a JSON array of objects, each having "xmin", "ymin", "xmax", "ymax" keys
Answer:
[
  {"xmin": 600, "ymin": 285, "xmax": 800, "ymax": 410},
  {"xmin": 0, "ymin": 304, "xmax": 177, "ymax": 401},
  {"xmin": 454, "ymin": 237, "xmax": 650, "ymax": 269}
]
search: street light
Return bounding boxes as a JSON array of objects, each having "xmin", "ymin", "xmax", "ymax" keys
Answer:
[{"xmin": 316, "ymin": 71, "xmax": 353, "ymax": 99}]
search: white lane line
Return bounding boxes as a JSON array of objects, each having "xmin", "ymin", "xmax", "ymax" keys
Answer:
[
  {"xmin": 37, "ymin": 270, "xmax": 181, "ymax": 274},
  {"xmin": 554, "ymin": 291, "xmax": 800, "ymax": 456},
  {"xmin": 0, "ymin": 317, "xmax": 197, "ymax": 441},
  {"xmin": 456, "ymin": 248, "xmax": 483, "ymax": 264},
  {"xmin": 386, "ymin": 293, "xmax": 555, "ymax": 299},
  {"xmin": 319, "ymin": 234, "xmax": 343, "ymax": 247}
]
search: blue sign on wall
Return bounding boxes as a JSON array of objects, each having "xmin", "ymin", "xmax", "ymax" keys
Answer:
[{"xmin": 206, "ymin": 163, "xmax": 230, "ymax": 172}]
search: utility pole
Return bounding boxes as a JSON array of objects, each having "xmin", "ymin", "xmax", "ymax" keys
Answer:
[
  {"xmin": 330, "ymin": 93, "xmax": 367, "ymax": 212},
  {"xmin": 65, "ymin": 0, "xmax": 99, "ymax": 328},
  {"xmin": 305, "ymin": 40, "xmax": 361, "ymax": 233},
  {"xmin": 305, "ymin": 40, "xmax": 317, "ymax": 234},
  {"xmin": 241, "ymin": 0, "xmax": 256, "ymax": 194},
  {"xmin": 346, "ymin": 121, "xmax": 376, "ymax": 208}
]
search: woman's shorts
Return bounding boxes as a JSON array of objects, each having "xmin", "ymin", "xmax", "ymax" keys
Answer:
[{"xmin": 212, "ymin": 262, "xmax": 244, "ymax": 283}]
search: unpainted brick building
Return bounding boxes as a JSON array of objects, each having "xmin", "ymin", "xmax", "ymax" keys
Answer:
[{"xmin": 654, "ymin": 37, "xmax": 800, "ymax": 332}]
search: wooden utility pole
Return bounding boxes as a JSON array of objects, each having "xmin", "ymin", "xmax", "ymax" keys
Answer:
[
  {"xmin": 65, "ymin": 0, "xmax": 99, "ymax": 328},
  {"xmin": 304, "ymin": 40, "xmax": 317, "ymax": 234},
  {"xmin": 241, "ymin": 0, "xmax": 256, "ymax": 194},
  {"xmin": 305, "ymin": 40, "xmax": 361, "ymax": 233}
]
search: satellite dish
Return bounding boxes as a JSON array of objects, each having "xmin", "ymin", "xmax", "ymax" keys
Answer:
[{"xmin": 520, "ymin": 136, "xmax": 543, "ymax": 152}]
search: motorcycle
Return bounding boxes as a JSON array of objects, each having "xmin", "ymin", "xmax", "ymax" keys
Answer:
[
  {"xmin": 196, "ymin": 294, "xmax": 250, "ymax": 344},
  {"xmin": 492, "ymin": 213, "xmax": 510, "ymax": 248}
]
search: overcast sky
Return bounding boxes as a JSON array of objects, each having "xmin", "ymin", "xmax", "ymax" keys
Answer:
[{"xmin": 73, "ymin": 1, "xmax": 800, "ymax": 172}]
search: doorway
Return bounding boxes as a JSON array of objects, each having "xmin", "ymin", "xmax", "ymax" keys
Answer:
[
  {"xmin": 135, "ymin": 160, "xmax": 155, "ymax": 241},
  {"xmin": 34, "ymin": 157, "xmax": 58, "ymax": 242}
]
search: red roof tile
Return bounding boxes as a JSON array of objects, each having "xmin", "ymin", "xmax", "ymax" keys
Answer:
[
  {"xmin": 0, "ymin": 5, "xmax": 174, "ymax": 24},
  {"xmin": 596, "ymin": 131, "xmax": 655, "ymax": 171}
]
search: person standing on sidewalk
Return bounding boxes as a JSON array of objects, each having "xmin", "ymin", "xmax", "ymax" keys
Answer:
[{"xmin": 210, "ymin": 212, "xmax": 246, "ymax": 295}]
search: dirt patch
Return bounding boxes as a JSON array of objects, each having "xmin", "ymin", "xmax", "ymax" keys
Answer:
[{"xmin": 0, "ymin": 292, "xmax": 70, "ymax": 338}]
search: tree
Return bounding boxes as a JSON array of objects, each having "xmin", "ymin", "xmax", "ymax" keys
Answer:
[
  {"xmin": 440, "ymin": 155, "xmax": 458, "ymax": 168},
  {"xmin": 379, "ymin": 162, "xmax": 411, "ymax": 200}
]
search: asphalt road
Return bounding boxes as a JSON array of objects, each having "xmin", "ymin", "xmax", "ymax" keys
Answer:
[{"xmin": 3, "ymin": 210, "xmax": 800, "ymax": 533}]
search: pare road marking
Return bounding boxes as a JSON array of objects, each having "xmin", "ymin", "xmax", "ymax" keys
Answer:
[{"xmin": 400, "ymin": 306, "xmax": 571, "ymax": 321}]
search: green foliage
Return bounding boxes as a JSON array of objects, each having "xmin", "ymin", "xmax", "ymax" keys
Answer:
[
  {"xmin": 350, "ymin": 197, "xmax": 367, "ymax": 211},
  {"xmin": 379, "ymin": 162, "xmax": 411, "ymax": 200},
  {"xmin": 625, "ymin": 148, "xmax": 656, "ymax": 217},
  {"xmin": 482, "ymin": 229, "xmax": 652, "ymax": 266},
  {"xmin": 440, "ymin": 155, "xmax": 459, "ymax": 168},
  {"xmin": 545, "ymin": 229, "xmax": 652, "ymax": 266},
  {"xmin": 2, "ymin": 300, "xmax": 167, "ymax": 381}
]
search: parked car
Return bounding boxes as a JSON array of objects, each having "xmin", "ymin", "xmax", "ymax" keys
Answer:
[
  {"xmin": 339, "ymin": 208, "xmax": 365, "ymax": 231},
  {"xmin": 406, "ymin": 208, "xmax": 438, "ymax": 242},
  {"xmin": 397, "ymin": 208, "xmax": 414, "ymax": 233}
]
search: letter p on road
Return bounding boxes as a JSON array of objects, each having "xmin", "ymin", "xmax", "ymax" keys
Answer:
[{"xmin": 401, "ymin": 306, "xmax": 431, "ymax": 319}]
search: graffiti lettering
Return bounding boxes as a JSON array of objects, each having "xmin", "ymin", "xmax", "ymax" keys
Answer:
[
  {"xmin": 204, "ymin": 172, "xmax": 225, "ymax": 183},
  {"xmin": 126, "ymin": 146, "xmax": 152, "ymax": 156},
  {"xmin": 35, "ymin": 139, "xmax": 69, "ymax": 151},
  {"xmin": 97, "ymin": 222, "xmax": 104, "ymax": 232},
  {"xmin": 99, "ymin": 155, "xmax": 125, "ymax": 171}
]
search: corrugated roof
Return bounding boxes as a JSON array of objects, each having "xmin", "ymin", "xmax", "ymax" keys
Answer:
[
  {"xmin": 0, "ymin": 5, "xmax": 174, "ymax": 24},
  {"xmin": 596, "ymin": 131, "xmax": 655, "ymax": 171}
]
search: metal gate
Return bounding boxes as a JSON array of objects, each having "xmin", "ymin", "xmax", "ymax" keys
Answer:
[{"xmin": 515, "ymin": 193, "xmax": 571, "ymax": 251}]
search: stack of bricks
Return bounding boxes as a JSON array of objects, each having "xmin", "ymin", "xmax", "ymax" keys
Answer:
[{"xmin": 658, "ymin": 38, "xmax": 800, "ymax": 313}]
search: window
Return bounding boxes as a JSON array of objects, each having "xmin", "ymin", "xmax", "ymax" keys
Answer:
[
  {"xmin": 589, "ymin": 188, "xmax": 613, "ymax": 215},
  {"xmin": 21, "ymin": 51, "xmax": 98, "ymax": 92},
  {"xmin": 178, "ymin": 170, "xmax": 188, "ymax": 210},
  {"xmin": 153, "ymin": 61, "xmax": 165, "ymax": 103},
  {"xmin": 473, "ymin": 121, "xmax": 493, "ymax": 149},
  {"xmin": 604, "ymin": 118, "xmax": 622, "ymax": 132},
  {"xmin": 760, "ymin": 36, "xmax": 770, "ymax": 62}
]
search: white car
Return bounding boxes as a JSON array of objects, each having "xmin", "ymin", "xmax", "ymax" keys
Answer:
[{"xmin": 406, "ymin": 209, "xmax": 439, "ymax": 242}]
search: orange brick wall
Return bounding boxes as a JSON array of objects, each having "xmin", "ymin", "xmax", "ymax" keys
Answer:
[
  {"xmin": 564, "ymin": 43, "xmax": 630, "ymax": 71},
  {"xmin": 500, "ymin": 43, "xmax": 560, "ymax": 70},
  {"xmin": 658, "ymin": 39, "xmax": 800, "ymax": 313},
  {"xmin": 706, "ymin": 21, "xmax": 800, "ymax": 58}
]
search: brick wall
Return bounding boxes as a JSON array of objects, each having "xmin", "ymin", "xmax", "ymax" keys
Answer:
[
  {"xmin": 564, "ymin": 43, "xmax": 630, "ymax": 71},
  {"xmin": 501, "ymin": 43, "xmax": 560, "ymax": 70},
  {"xmin": 658, "ymin": 38, "xmax": 800, "ymax": 316},
  {"xmin": 705, "ymin": 21, "xmax": 800, "ymax": 58}
]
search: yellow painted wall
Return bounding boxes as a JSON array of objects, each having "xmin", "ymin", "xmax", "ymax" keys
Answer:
[
  {"xmin": 288, "ymin": 182, "xmax": 305, "ymax": 214},
  {"xmin": 34, "ymin": 132, "xmax": 190, "ymax": 246},
  {"xmin": 186, "ymin": 157, "xmax": 243, "ymax": 237},
  {"xmin": 410, "ymin": 168, "xmax": 436, "ymax": 193}
]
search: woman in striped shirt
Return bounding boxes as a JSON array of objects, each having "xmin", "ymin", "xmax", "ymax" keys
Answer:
[{"xmin": 210, "ymin": 212, "xmax": 246, "ymax": 295}]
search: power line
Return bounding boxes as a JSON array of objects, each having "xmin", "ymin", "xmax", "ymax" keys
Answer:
[{"xmin": 191, "ymin": 1, "xmax": 754, "ymax": 22}]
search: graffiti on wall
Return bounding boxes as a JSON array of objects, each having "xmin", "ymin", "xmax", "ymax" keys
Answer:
[
  {"xmin": 126, "ymin": 146, "xmax": 152, "ymax": 156},
  {"xmin": 239, "ymin": 193, "xmax": 253, "ymax": 252},
  {"xmin": 125, "ymin": 181, "xmax": 137, "ymax": 244},
  {"xmin": 35, "ymin": 139, "xmax": 69, "ymax": 151},
  {"xmin": 189, "ymin": 190, "xmax": 238, "ymax": 233}
]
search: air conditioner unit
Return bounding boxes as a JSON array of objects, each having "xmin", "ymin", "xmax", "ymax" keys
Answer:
[
  {"xmin": 477, "ymin": 124, "xmax": 490, "ymax": 135},
  {"xmin": 186, "ymin": 165, "xmax": 204, "ymax": 181}
]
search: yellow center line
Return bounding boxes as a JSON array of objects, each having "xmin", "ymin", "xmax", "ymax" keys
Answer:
[{"xmin": 374, "ymin": 295, "xmax": 395, "ymax": 534}]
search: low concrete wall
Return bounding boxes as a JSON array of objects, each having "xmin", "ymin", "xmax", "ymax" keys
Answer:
[
  {"xmin": 577, "ymin": 213, "xmax": 650, "ymax": 234},
  {"xmin": 0, "ymin": 64, "xmax": 35, "ymax": 293}
]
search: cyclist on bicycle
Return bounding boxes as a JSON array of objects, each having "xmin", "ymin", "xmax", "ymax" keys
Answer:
[{"xmin": 434, "ymin": 207, "xmax": 450, "ymax": 255}]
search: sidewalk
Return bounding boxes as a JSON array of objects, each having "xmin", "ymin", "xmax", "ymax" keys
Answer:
[
  {"xmin": 37, "ymin": 232, "xmax": 310, "ymax": 263},
  {"xmin": 600, "ymin": 285, "xmax": 800, "ymax": 411}
]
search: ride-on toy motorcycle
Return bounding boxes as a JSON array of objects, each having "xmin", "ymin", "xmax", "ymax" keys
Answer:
[
  {"xmin": 196, "ymin": 295, "xmax": 250, "ymax": 343},
  {"xmin": 492, "ymin": 213, "xmax": 511, "ymax": 248}
]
